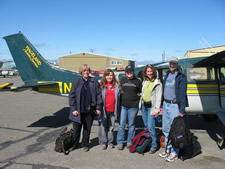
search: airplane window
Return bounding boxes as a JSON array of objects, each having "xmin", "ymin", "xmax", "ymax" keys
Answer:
[
  {"xmin": 220, "ymin": 67, "xmax": 225, "ymax": 83},
  {"xmin": 187, "ymin": 67, "xmax": 215, "ymax": 82}
]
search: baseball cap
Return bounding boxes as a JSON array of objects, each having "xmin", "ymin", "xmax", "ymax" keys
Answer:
[
  {"xmin": 125, "ymin": 65, "xmax": 134, "ymax": 72},
  {"xmin": 169, "ymin": 56, "xmax": 179, "ymax": 63}
]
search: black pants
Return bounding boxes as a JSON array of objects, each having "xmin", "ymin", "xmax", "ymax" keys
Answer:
[{"xmin": 72, "ymin": 113, "xmax": 94, "ymax": 148}]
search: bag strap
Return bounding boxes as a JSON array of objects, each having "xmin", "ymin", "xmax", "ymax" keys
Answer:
[
  {"xmin": 60, "ymin": 127, "xmax": 68, "ymax": 136},
  {"xmin": 61, "ymin": 140, "xmax": 70, "ymax": 155}
]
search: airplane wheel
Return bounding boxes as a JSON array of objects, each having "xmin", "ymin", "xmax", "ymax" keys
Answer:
[{"xmin": 202, "ymin": 114, "xmax": 218, "ymax": 121}]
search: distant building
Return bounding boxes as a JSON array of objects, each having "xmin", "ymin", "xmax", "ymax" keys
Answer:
[
  {"xmin": 59, "ymin": 52, "xmax": 134, "ymax": 72},
  {"xmin": 184, "ymin": 45, "xmax": 225, "ymax": 58}
]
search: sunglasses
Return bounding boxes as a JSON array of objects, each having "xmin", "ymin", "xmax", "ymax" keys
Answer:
[{"xmin": 146, "ymin": 64, "xmax": 154, "ymax": 68}]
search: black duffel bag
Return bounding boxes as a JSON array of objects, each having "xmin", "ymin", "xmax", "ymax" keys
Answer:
[{"xmin": 55, "ymin": 127, "xmax": 74, "ymax": 155}]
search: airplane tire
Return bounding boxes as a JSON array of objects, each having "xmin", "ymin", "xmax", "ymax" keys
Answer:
[{"xmin": 202, "ymin": 114, "xmax": 218, "ymax": 121}]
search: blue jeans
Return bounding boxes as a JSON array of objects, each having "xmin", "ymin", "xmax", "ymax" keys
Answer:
[
  {"xmin": 141, "ymin": 104, "xmax": 157, "ymax": 150},
  {"xmin": 162, "ymin": 101, "xmax": 180, "ymax": 155},
  {"xmin": 117, "ymin": 106, "xmax": 138, "ymax": 145}
]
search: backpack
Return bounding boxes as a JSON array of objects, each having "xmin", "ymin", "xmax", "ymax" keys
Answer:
[
  {"xmin": 129, "ymin": 129, "xmax": 152, "ymax": 154},
  {"xmin": 167, "ymin": 116, "xmax": 192, "ymax": 149},
  {"xmin": 180, "ymin": 135, "xmax": 202, "ymax": 161},
  {"xmin": 135, "ymin": 138, "xmax": 152, "ymax": 154}
]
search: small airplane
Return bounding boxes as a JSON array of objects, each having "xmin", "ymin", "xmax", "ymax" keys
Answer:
[
  {"xmin": 1, "ymin": 32, "xmax": 225, "ymax": 127},
  {"xmin": 1, "ymin": 32, "xmax": 101, "ymax": 95}
]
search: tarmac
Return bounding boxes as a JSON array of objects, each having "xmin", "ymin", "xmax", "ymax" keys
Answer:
[{"xmin": 0, "ymin": 76, "xmax": 225, "ymax": 169}]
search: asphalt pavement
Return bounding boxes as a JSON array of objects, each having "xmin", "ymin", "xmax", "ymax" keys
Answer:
[{"xmin": 0, "ymin": 76, "xmax": 225, "ymax": 169}]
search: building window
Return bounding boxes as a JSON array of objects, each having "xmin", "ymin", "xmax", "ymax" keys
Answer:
[{"xmin": 111, "ymin": 60, "xmax": 123, "ymax": 65}]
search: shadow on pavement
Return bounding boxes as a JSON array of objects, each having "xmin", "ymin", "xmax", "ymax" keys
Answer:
[{"xmin": 28, "ymin": 107, "xmax": 71, "ymax": 128}]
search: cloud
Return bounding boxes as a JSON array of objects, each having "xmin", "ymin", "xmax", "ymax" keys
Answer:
[
  {"xmin": 135, "ymin": 59, "xmax": 155, "ymax": 67},
  {"xmin": 33, "ymin": 42, "xmax": 46, "ymax": 48},
  {"xmin": 130, "ymin": 53, "xmax": 138, "ymax": 57}
]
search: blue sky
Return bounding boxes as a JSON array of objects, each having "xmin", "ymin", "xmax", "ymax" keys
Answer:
[{"xmin": 0, "ymin": 0, "xmax": 225, "ymax": 65}]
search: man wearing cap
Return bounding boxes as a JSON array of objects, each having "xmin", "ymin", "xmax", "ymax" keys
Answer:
[
  {"xmin": 159, "ymin": 56, "xmax": 187, "ymax": 162},
  {"xmin": 117, "ymin": 65, "xmax": 142, "ymax": 150}
]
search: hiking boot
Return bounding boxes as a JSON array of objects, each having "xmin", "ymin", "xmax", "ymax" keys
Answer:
[
  {"xmin": 117, "ymin": 144, "xmax": 123, "ymax": 150},
  {"xmin": 159, "ymin": 151, "xmax": 169, "ymax": 158},
  {"xmin": 126, "ymin": 143, "xmax": 132, "ymax": 149},
  {"xmin": 166, "ymin": 153, "xmax": 178, "ymax": 162},
  {"xmin": 108, "ymin": 144, "xmax": 115, "ymax": 149}
]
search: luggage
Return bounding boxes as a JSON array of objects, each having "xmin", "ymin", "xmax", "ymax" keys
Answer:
[
  {"xmin": 55, "ymin": 127, "xmax": 74, "ymax": 155},
  {"xmin": 167, "ymin": 116, "xmax": 192, "ymax": 149},
  {"xmin": 136, "ymin": 138, "xmax": 152, "ymax": 154},
  {"xmin": 129, "ymin": 129, "xmax": 152, "ymax": 154},
  {"xmin": 160, "ymin": 134, "xmax": 165, "ymax": 148},
  {"xmin": 180, "ymin": 135, "xmax": 202, "ymax": 161}
]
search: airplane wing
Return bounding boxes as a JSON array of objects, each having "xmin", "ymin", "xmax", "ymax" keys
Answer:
[
  {"xmin": 0, "ymin": 82, "xmax": 59, "ymax": 91},
  {"xmin": 193, "ymin": 50, "xmax": 225, "ymax": 67},
  {"xmin": 0, "ymin": 83, "xmax": 14, "ymax": 90}
]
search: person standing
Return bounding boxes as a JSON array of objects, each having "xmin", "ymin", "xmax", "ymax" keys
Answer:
[
  {"xmin": 140, "ymin": 64, "xmax": 162, "ymax": 154},
  {"xmin": 159, "ymin": 57, "xmax": 188, "ymax": 162},
  {"xmin": 69, "ymin": 64, "xmax": 102, "ymax": 152},
  {"xmin": 117, "ymin": 65, "xmax": 142, "ymax": 150},
  {"xmin": 98, "ymin": 69, "xmax": 121, "ymax": 149}
]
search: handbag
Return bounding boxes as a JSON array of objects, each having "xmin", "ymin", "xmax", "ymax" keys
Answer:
[{"xmin": 55, "ymin": 127, "xmax": 74, "ymax": 155}]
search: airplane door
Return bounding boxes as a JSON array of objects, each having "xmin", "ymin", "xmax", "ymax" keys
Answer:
[{"xmin": 219, "ymin": 67, "xmax": 225, "ymax": 109}]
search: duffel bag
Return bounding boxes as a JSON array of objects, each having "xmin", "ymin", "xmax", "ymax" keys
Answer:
[{"xmin": 55, "ymin": 127, "xmax": 74, "ymax": 155}]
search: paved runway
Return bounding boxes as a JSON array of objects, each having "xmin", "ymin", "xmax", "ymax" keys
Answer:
[{"xmin": 0, "ymin": 76, "xmax": 225, "ymax": 169}]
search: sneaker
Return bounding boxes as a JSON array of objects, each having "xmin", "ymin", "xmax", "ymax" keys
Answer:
[
  {"xmin": 83, "ymin": 147, "xmax": 89, "ymax": 152},
  {"xmin": 108, "ymin": 144, "xmax": 115, "ymax": 149},
  {"xmin": 159, "ymin": 151, "xmax": 169, "ymax": 158},
  {"xmin": 117, "ymin": 144, "xmax": 123, "ymax": 150},
  {"xmin": 126, "ymin": 143, "xmax": 132, "ymax": 149},
  {"xmin": 101, "ymin": 145, "xmax": 107, "ymax": 150},
  {"xmin": 166, "ymin": 153, "xmax": 178, "ymax": 162}
]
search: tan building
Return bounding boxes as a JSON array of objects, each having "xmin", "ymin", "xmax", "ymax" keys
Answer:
[
  {"xmin": 184, "ymin": 45, "xmax": 225, "ymax": 58},
  {"xmin": 59, "ymin": 52, "xmax": 134, "ymax": 72}
]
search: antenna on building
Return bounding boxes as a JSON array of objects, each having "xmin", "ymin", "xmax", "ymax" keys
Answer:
[
  {"xmin": 202, "ymin": 37, "xmax": 217, "ymax": 54},
  {"xmin": 89, "ymin": 48, "xmax": 97, "ymax": 53},
  {"xmin": 199, "ymin": 40, "xmax": 212, "ymax": 54}
]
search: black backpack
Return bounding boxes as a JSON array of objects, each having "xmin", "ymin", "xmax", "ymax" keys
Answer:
[
  {"xmin": 167, "ymin": 116, "xmax": 192, "ymax": 149},
  {"xmin": 179, "ymin": 135, "xmax": 202, "ymax": 161}
]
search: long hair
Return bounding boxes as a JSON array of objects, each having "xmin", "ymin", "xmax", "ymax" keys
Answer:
[
  {"xmin": 142, "ymin": 64, "xmax": 157, "ymax": 80},
  {"xmin": 100, "ymin": 69, "xmax": 119, "ymax": 89}
]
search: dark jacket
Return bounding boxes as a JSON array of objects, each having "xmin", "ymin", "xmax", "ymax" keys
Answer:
[
  {"xmin": 162, "ymin": 69, "xmax": 188, "ymax": 114},
  {"xmin": 69, "ymin": 77, "xmax": 102, "ymax": 123}
]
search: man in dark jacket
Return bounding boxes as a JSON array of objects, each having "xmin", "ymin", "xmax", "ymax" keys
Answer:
[
  {"xmin": 69, "ymin": 64, "xmax": 102, "ymax": 152},
  {"xmin": 159, "ymin": 57, "xmax": 187, "ymax": 162}
]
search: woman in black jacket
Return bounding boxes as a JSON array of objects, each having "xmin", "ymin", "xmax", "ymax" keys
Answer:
[{"xmin": 69, "ymin": 64, "xmax": 102, "ymax": 152}]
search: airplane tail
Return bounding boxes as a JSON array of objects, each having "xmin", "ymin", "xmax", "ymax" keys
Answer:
[{"xmin": 3, "ymin": 32, "xmax": 79, "ymax": 85}]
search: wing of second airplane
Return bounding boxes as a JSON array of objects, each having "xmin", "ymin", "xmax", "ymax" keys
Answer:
[{"xmin": 194, "ymin": 50, "xmax": 225, "ymax": 67}]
